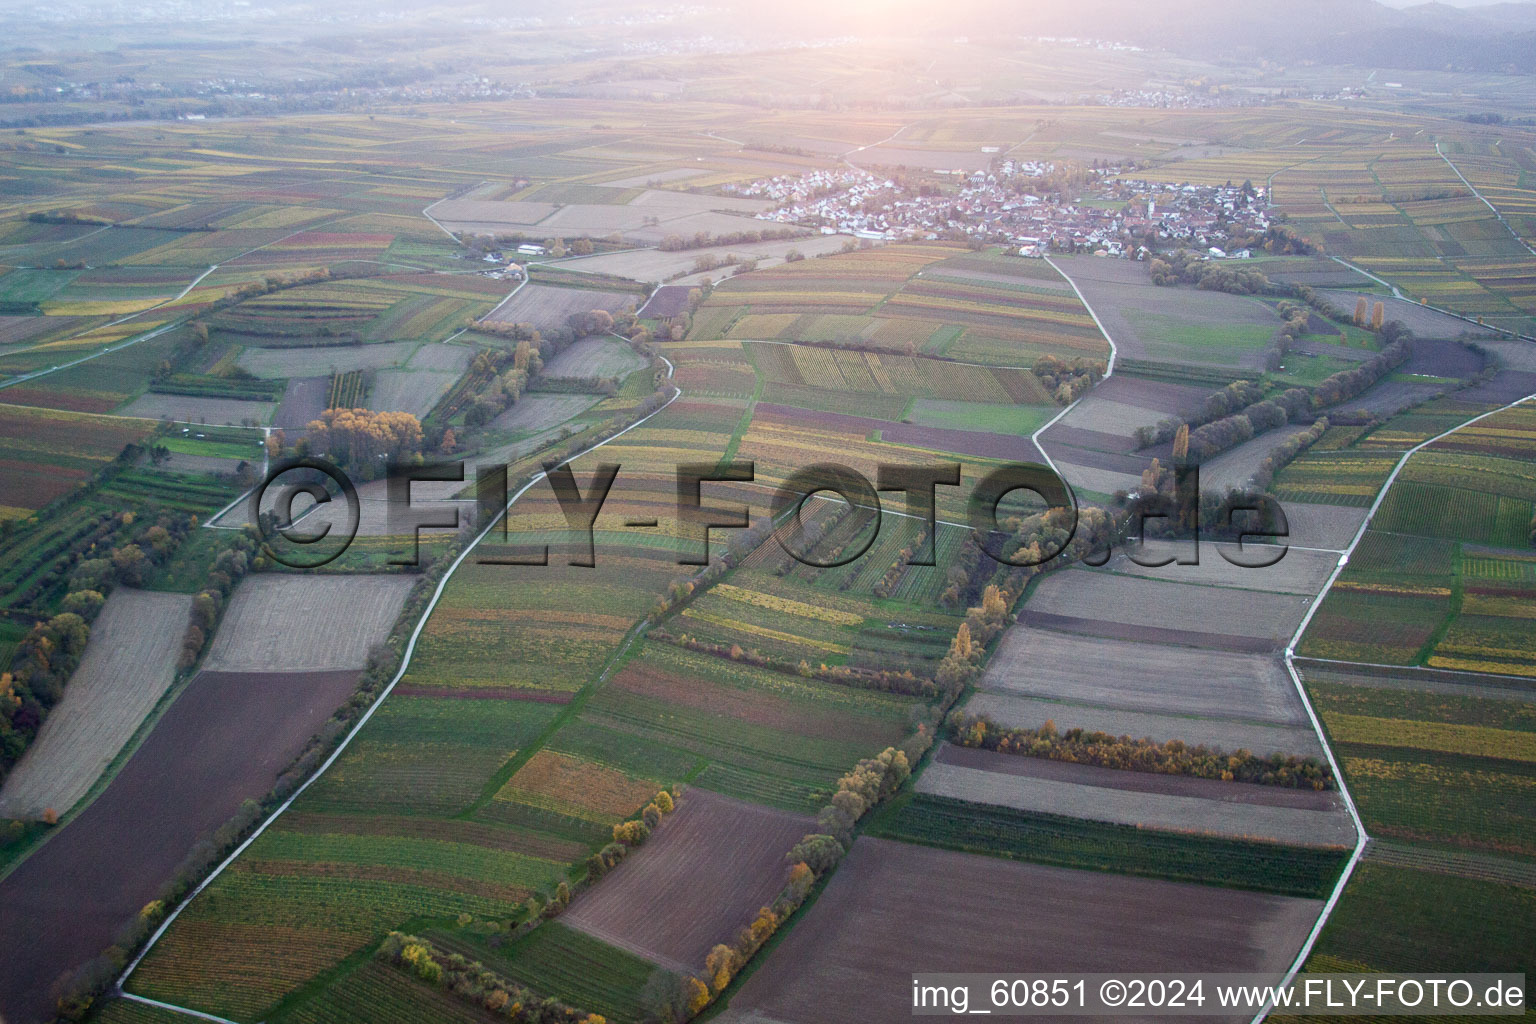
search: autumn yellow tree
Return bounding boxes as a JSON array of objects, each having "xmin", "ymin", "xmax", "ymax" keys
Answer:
[
  {"xmin": 305, "ymin": 408, "xmax": 422, "ymax": 474},
  {"xmin": 706, "ymin": 943, "xmax": 738, "ymax": 993},
  {"xmin": 950, "ymin": 621, "xmax": 975, "ymax": 661},
  {"xmin": 1354, "ymin": 296, "xmax": 1368, "ymax": 326},
  {"xmin": 1371, "ymin": 300, "xmax": 1385, "ymax": 330},
  {"xmin": 1172, "ymin": 423, "xmax": 1190, "ymax": 463},
  {"xmin": 686, "ymin": 976, "xmax": 711, "ymax": 1015}
]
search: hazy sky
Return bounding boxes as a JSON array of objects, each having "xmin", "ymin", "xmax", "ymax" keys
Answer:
[{"xmin": 1378, "ymin": 0, "xmax": 1534, "ymax": 5}]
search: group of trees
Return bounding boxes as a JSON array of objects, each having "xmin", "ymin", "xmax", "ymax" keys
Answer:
[
  {"xmin": 653, "ymin": 747, "xmax": 915, "ymax": 1023},
  {"xmin": 939, "ymin": 504, "xmax": 1115, "ymax": 613},
  {"xmin": 1136, "ymin": 379, "xmax": 1269, "ymax": 449},
  {"xmin": 1312, "ymin": 328, "xmax": 1411, "ymax": 409},
  {"xmin": 0, "ymin": 615, "xmax": 90, "ymax": 789},
  {"xmin": 1266, "ymin": 299, "xmax": 1314, "ymax": 371},
  {"xmin": 460, "ymin": 341, "xmax": 543, "ymax": 428},
  {"xmin": 1148, "ymin": 250, "xmax": 1272, "ymax": 295},
  {"xmin": 947, "ymin": 713, "xmax": 1337, "ymax": 791},
  {"xmin": 2, "ymin": 506, "xmax": 202, "ymax": 791},
  {"xmin": 1353, "ymin": 297, "xmax": 1387, "ymax": 330},
  {"xmin": 1228, "ymin": 223, "xmax": 1320, "ymax": 256},
  {"xmin": 303, "ymin": 408, "xmax": 423, "ymax": 477},
  {"xmin": 1031, "ymin": 354, "xmax": 1106, "ymax": 404},
  {"xmin": 179, "ymin": 538, "xmax": 255, "ymax": 670},
  {"xmin": 936, "ymin": 584, "xmax": 1013, "ymax": 692},
  {"xmin": 1248, "ymin": 416, "xmax": 1329, "ymax": 494},
  {"xmin": 378, "ymin": 932, "xmax": 608, "ymax": 1024},
  {"xmin": 586, "ymin": 790, "xmax": 674, "ymax": 885},
  {"xmin": 1182, "ymin": 386, "xmax": 1312, "ymax": 463}
]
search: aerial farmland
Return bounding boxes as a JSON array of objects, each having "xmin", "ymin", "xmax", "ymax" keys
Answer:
[{"xmin": 0, "ymin": 1, "xmax": 1532, "ymax": 1022}]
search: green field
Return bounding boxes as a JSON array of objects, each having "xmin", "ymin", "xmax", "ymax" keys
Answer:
[
  {"xmin": 1292, "ymin": 862, "xmax": 1535, "ymax": 976},
  {"xmin": 431, "ymin": 924, "xmax": 656, "ymax": 1024},
  {"xmin": 903, "ymin": 398, "xmax": 1056, "ymax": 434},
  {"xmin": 867, "ymin": 793, "xmax": 1348, "ymax": 898}
]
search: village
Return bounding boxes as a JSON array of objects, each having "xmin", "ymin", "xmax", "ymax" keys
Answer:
[{"xmin": 727, "ymin": 161, "xmax": 1275, "ymax": 258}]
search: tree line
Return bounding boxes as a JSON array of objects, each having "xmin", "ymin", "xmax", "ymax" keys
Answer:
[
  {"xmin": 1148, "ymin": 250, "xmax": 1273, "ymax": 295},
  {"xmin": 656, "ymin": 226, "xmax": 804, "ymax": 252},
  {"xmin": 644, "ymin": 746, "xmax": 922, "ymax": 1023},
  {"xmin": 947, "ymin": 713, "xmax": 1337, "ymax": 790},
  {"xmin": 1032, "ymin": 354, "xmax": 1106, "ymax": 404},
  {"xmin": 379, "ymin": 932, "xmax": 609, "ymax": 1024},
  {"xmin": 1, "ymin": 498, "xmax": 202, "ymax": 797}
]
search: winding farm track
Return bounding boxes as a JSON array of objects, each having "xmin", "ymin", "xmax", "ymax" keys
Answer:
[
  {"xmin": 0, "ymin": 224, "xmax": 325, "ymax": 392},
  {"xmin": 113, "ymin": 350, "xmax": 683, "ymax": 1021},
  {"xmin": 1041, "ymin": 256, "xmax": 1360, "ymax": 1024},
  {"xmin": 99, "ymin": 245, "xmax": 1528, "ymax": 1022},
  {"xmin": 1436, "ymin": 141, "xmax": 1536, "ymax": 259},
  {"xmin": 1252, "ymin": 389, "xmax": 1536, "ymax": 1022}
]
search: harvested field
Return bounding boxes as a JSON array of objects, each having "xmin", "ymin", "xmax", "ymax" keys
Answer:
[
  {"xmin": 489, "ymin": 394, "xmax": 599, "ymax": 433},
  {"xmin": 483, "ymin": 283, "xmax": 638, "ymax": 330},
  {"xmin": 637, "ymin": 285, "xmax": 691, "ymax": 318},
  {"xmin": 562, "ymin": 789, "xmax": 813, "ymax": 973},
  {"xmin": 271, "ymin": 473, "xmax": 471, "ymax": 540},
  {"xmin": 1272, "ymin": 503, "xmax": 1367, "ymax": 552},
  {"xmin": 1197, "ymin": 423, "xmax": 1314, "ymax": 493},
  {"xmin": 1025, "ymin": 569, "xmax": 1310, "ymax": 646},
  {"xmin": 367, "ymin": 368, "xmax": 457, "ymax": 419},
  {"xmin": 542, "ymin": 337, "xmax": 645, "ymax": 378},
  {"xmin": 368, "ymin": 347, "xmax": 472, "ymax": 419},
  {"xmin": 1045, "ymin": 374, "xmax": 1209, "ymax": 440},
  {"xmin": 202, "ymin": 574, "xmax": 414, "ymax": 672},
  {"xmin": 1332, "ymin": 379, "xmax": 1445, "ymax": 419},
  {"xmin": 117, "ymin": 393, "xmax": 276, "ymax": 426},
  {"xmin": 598, "ymin": 167, "xmax": 709, "ymax": 187},
  {"xmin": 557, "ymin": 235, "xmax": 847, "ymax": 287},
  {"xmin": 400, "ymin": 342, "xmax": 475, "ymax": 374},
  {"xmin": 1051, "ymin": 256, "xmax": 1279, "ymax": 370},
  {"xmin": 718, "ymin": 837, "xmax": 1322, "ymax": 1024},
  {"xmin": 965, "ymin": 692, "xmax": 1323, "ymax": 757},
  {"xmin": 1093, "ymin": 542, "xmax": 1338, "ymax": 595},
  {"xmin": 980, "ymin": 627, "xmax": 1307, "ymax": 725},
  {"xmin": 273, "ymin": 375, "xmax": 328, "ymax": 431},
  {"xmin": 1258, "ymin": 257, "xmax": 1375, "ymax": 289},
  {"xmin": 0, "ymin": 669, "xmax": 363, "ymax": 1024},
  {"xmin": 432, "ymin": 191, "xmax": 770, "ymax": 243},
  {"xmin": 236, "ymin": 340, "xmax": 420, "ymax": 379},
  {"xmin": 1050, "ymin": 458, "xmax": 1141, "ymax": 498},
  {"xmin": 0, "ymin": 590, "xmax": 191, "ymax": 821},
  {"xmin": 918, "ymin": 745, "xmax": 1354, "ymax": 847}
]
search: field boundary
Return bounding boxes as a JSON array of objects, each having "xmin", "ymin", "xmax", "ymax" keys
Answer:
[
  {"xmin": 1435, "ymin": 142, "xmax": 1536, "ymax": 259},
  {"xmin": 1038, "ymin": 255, "xmax": 1119, "ymax": 479},
  {"xmin": 1253, "ymin": 391, "xmax": 1536, "ymax": 1024},
  {"xmin": 0, "ymin": 224, "xmax": 328, "ymax": 392},
  {"xmin": 1327, "ymin": 255, "xmax": 1535, "ymax": 343},
  {"xmin": 113, "ymin": 354, "xmax": 682, "ymax": 1017}
]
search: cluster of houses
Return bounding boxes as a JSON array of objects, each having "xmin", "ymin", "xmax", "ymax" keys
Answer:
[
  {"xmin": 1092, "ymin": 88, "xmax": 1256, "ymax": 109},
  {"xmin": 732, "ymin": 162, "xmax": 1275, "ymax": 258},
  {"xmin": 461, "ymin": 242, "xmax": 549, "ymax": 280}
]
